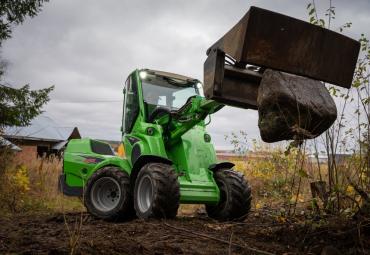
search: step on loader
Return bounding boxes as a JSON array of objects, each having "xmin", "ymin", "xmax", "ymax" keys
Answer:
[{"xmin": 59, "ymin": 6, "xmax": 360, "ymax": 221}]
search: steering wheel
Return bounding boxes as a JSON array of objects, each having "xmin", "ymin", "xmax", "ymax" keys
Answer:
[{"xmin": 148, "ymin": 107, "xmax": 172, "ymax": 124}]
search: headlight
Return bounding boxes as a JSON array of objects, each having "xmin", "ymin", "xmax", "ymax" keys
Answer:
[{"xmin": 139, "ymin": 71, "xmax": 147, "ymax": 79}]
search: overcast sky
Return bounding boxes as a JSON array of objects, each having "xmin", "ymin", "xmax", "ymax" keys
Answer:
[{"xmin": 2, "ymin": 0, "xmax": 369, "ymax": 149}]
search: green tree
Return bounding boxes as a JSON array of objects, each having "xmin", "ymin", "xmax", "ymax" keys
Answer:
[
  {"xmin": 0, "ymin": 0, "xmax": 52, "ymax": 131},
  {"xmin": 0, "ymin": 0, "xmax": 49, "ymax": 45},
  {"xmin": 0, "ymin": 84, "xmax": 54, "ymax": 129}
]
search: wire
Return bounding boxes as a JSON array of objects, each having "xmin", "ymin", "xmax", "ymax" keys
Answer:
[
  {"xmin": 0, "ymin": 86, "xmax": 123, "ymax": 104},
  {"xmin": 0, "ymin": 84, "xmax": 18, "ymax": 90},
  {"xmin": 52, "ymin": 99, "xmax": 122, "ymax": 104}
]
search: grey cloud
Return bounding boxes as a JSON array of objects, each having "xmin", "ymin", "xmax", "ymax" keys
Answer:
[{"xmin": 2, "ymin": 0, "xmax": 369, "ymax": 148}]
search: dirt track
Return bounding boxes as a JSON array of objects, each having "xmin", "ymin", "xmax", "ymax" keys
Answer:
[{"xmin": 0, "ymin": 210, "xmax": 369, "ymax": 255}]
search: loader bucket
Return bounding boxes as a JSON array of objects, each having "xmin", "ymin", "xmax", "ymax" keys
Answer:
[
  {"xmin": 204, "ymin": 6, "xmax": 361, "ymax": 143},
  {"xmin": 204, "ymin": 6, "xmax": 360, "ymax": 109}
]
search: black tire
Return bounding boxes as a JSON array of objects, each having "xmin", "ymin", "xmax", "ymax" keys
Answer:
[
  {"xmin": 84, "ymin": 166, "xmax": 135, "ymax": 221},
  {"xmin": 134, "ymin": 163, "xmax": 180, "ymax": 219},
  {"xmin": 206, "ymin": 169, "xmax": 252, "ymax": 221}
]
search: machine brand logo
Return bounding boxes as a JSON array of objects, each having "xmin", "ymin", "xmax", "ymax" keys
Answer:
[{"xmin": 80, "ymin": 156, "xmax": 104, "ymax": 164}]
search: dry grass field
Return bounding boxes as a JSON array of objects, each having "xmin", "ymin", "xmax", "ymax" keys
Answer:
[{"xmin": 0, "ymin": 145, "xmax": 369, "ymax": 254}]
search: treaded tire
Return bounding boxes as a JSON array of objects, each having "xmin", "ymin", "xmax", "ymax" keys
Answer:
[
  {"xmin": 84, "ymin": 166, "xmax": 135, "ymax": 221},
  {"xmin": 134, "ymin": 163, "xmax": 180, "ymax": 219},
  {"xmin": 206, "ymin": 169, "xmax": 252, "ymax": 221}
]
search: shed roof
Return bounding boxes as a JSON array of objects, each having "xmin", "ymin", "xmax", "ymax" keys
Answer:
[
  {"xmin": 0, "ymin": 137, "xmax": 22, "ymax": 151},
  {"xmin": 3, "ymin": 115, "xmax": 81, "ymax": 142}
]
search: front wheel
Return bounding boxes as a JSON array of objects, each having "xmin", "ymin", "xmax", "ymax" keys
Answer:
[
  {"xmin": 84, "ymin": 167, "xmax": 135, "ymax": 221},
  {"xmin": 134, "ymin": 163, "xmax": 180, "ymax": 219},
  {"xmin": 206, "ymin": 169, "xmax": 252, "ymax": 221}
]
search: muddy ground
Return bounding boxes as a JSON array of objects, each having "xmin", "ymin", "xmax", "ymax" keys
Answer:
[{"xmin": 0, "ymin": 210, "xmax": 369, "ymax": 255}]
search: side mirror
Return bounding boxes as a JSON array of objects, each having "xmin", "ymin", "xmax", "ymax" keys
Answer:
[{"xmin": 123, "ymin": 88, "xmax": 126, "ymax": 94}]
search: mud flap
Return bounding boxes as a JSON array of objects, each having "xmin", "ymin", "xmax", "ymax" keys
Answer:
[
  {"xmin": 58, "ymin": 174, "xmax": 83, "ymax": 197},
  {"xmin": 208, "ymin": 162, "xmax": 235, "ymax": 172}
]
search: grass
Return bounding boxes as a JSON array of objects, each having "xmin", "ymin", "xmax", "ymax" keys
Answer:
[
  {"xmin": 0, "ymin": 154, "xmax": 84, "ymax": 216},
  {"xmin": 0, "ymin": 144, "xmax": 367, "ymax": 218}
]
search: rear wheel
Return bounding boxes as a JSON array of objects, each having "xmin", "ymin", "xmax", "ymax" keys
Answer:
[
  {"xmin": 134, "ymin": 163, "xmax": 180, "ymax": 219},
  {"xmin": 206, "ymin": 169, "xmax": 252, "ymax": 221},
  {"xmin": 84, "ymin": 166, "xmax": 135, "ymax": 221}
]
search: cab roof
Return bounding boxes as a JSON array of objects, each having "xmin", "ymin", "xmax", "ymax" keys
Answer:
[{"xmin": 142, "ymin": 69, "xmax": 198, "ymax": 83}]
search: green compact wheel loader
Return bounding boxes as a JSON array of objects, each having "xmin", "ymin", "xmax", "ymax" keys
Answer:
[
  {"xmin": 59, "ymin": 7, "xmax": 360, "ymax": 221},
  {"xmin": 61, "ymin": 70, "xmax": 252, "ymax": 221}
]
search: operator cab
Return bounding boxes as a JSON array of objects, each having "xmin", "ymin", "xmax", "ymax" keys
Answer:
[{"xmin": 121, "ymin": 69, "xmax": 204, "ymax": 134}]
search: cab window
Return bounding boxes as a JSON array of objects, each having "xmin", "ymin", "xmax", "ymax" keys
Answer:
[
  {"xmin": 123, "ymin": 75, "xmax": 140, "ymax": 133},
  {"xmin": 90, "ymin": 140, "xmax": 114, "ymax": 155}
]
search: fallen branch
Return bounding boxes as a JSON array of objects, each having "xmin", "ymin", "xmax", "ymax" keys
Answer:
[{"xmin": 162, "ymin": 223, "xmax": 275, "ymax": 255}]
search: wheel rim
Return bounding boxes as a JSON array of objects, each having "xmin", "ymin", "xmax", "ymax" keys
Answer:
[
  {"xmin": 91, "ymin": 177, "xmax": 121, "ymax": 212},
  {"xmin": 136, "ymin": 175, "xmax": 153, "ymax": 213}
]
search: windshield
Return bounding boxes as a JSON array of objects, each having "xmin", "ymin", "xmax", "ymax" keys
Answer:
[{"xmin": 141, "ymin": 76, "xmax": 204, "ymax": 110}]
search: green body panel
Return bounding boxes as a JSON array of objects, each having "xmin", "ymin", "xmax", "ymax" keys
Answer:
[
  {"xmin": 63, "ymin": 69, "xmax": 229, "ymax": 205},
  {"xmin": 121, "ymin": 69, "xmax": 223, "ymax": 204},
  {"xmin": 167, "ymin": 125, "xmax": 219, "ymax": 204},
  {"xmin": 123, "ymin": 122, "xmax": 168, "ymax": 166},
  {"xmin": 121, "ymin": 121, "xmax": 220, "ymax": 204},
  {"xmin": 63, "ymin": 138, "xmax": 131, "ymax": 187}
]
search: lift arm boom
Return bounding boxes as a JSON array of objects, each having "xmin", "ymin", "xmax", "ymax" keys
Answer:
[{"xmin": 157, "ymin": 97, "xmax": 224, "ymax": 147}]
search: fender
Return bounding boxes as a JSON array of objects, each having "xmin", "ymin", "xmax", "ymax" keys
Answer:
[
  {"xmin": 130, "ymin": 155, "xmax": 172, "ymax": 185},
  {"xmin": 208, "ymin": 162, "xmax": 235, "ymax": 172},
  {"xmin": 91, "ymin": 158, "xmax": 131, "ymax": 177},
  {"xmin": 59, "ymin": 174, "xmax": 83, "ymax": 197}
]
